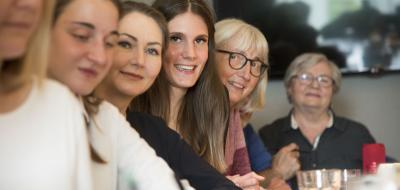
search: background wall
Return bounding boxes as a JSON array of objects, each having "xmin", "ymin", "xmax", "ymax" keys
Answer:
[{"xmin": 250, "ymin": 73, "xmax": 400, "ymax": 160}]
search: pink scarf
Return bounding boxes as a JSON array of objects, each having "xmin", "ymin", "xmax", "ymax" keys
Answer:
[{"xmin": 224, "ymin": 109, "xmax": 251, "ymax": 176}]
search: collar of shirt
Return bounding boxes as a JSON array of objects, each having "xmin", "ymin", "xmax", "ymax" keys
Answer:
[
  {"xmin": 290, "ymin": 110, "xmax": 334, "ymax": 129},
  {"xmin": 290, "ymin": 110, "xmax": 334, "ymax": 150}
]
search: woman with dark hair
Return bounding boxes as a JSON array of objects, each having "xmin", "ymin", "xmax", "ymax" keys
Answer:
[
  {"xmin": 131, "ymin": 0, "xmax": 229, "ymax": 174},
  {"xmin": 97, "ymin": 1, "xmax": 241, "ymax": 189},
  {"xmin": 0, "ymin": 0, "xmax": 92, "ymax": 189},
  {"xmin": 47, "ymin": 0, "xmax": 180, "ymax": 190}
]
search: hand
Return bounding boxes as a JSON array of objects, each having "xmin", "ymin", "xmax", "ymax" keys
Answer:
[
  {"xmin": 227, "ymin": 172, "xmax": 265, "ymax": 190},
  {"xmin": 271, "ymin": 143, "xmax": 301, "ymax": 180}
]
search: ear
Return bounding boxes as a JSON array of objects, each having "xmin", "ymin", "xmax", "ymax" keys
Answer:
[{"xmin": 287, "ymin": 84, "xmax": 294, "ymax": 104}]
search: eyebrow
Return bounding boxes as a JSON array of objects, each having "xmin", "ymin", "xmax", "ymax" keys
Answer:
[
  {"xmin": 109, "ymin": 30, "xmax": 119, "ymax": 36},
  {"xmin": 148, "ymin": 42, "xmax": 162, "ymax": 46},
  {"xmin": 197, "ymin": 34, "xmax": 209, "ymax": 39},
  {"xmin": 71, "ymin": 21, "xmax": 95, "ymax": 30},
  {"xmin": 119, "ymin": 32, "xmax": 137, "ymax": 41}
]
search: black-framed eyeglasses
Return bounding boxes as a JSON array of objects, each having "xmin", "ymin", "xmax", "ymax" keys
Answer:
[
  {"xmin": 216, "ymin": 49, "xmax": 269, "ymax": 77},
  {"xmin": 293, "ymin": 73, "xmax": 334, "ymax": 87}
]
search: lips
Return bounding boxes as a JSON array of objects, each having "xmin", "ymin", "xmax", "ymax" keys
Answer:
[
  {"xmin": 120, "ymin": 70, "xmax": 143, "ymax": 80},
  {"xmin": 174, "ymin": 64, "xmax": 196, "ymax": 72},
  {"xmin": 305, "ymin": 92, "xmax": 321, "ymax": 98},
  {"xmin": 79, "ymin": 68, "xmax": 98, "ymax": 78},
  {"xmin": 228, "ymin": 80, "xmax": 245, "ymax": 90},
  {"xmin": 3, "ymin": 21, "xmax": 31, "ymax": 30}
]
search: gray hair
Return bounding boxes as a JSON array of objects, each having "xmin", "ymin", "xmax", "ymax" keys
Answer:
[{"xmin": 283, "ymin": 53, "xmax": 342, "ymax": 102}]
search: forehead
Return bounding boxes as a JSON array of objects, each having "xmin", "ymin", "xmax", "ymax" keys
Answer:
[
  {"xmin": 58, "ymin": 0, "xmax": 118, "ymax": 32},
  {"xmin": 118, "ymin": 12, "xmax": 162, "ymax": 43},
  {"xmin": 168, "ymin": 12, "xmax": 208, "ymax": 36},
  {"xmin": 223, "ymin": 37, "xmax": 261, "ymax": 60},
  {"xmin": 299, "ymin": 61, "xmax": 332, "ymax": 75}
]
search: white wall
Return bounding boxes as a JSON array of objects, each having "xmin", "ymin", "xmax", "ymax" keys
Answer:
[{"xmin": 250, "ymin": 74, "xmax": 400, "ymax": 160}]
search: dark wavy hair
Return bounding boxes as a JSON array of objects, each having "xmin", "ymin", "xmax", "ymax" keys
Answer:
[{"xmin": 130, "ymin": 0, "xmax": 229, "ymax": 172}]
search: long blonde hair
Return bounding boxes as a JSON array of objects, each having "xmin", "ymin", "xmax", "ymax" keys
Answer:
[{"xmin": 0, "ymin": 0, "xmax": 54, "ymax": 89}]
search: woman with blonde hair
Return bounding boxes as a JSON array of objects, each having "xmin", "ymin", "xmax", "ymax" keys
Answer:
[
  {"xmin": 0, "ymin": 0, "xmax": 92, "ymax": 189},
  {"xmin": 215, "ymin": 18, "xmax": 295, "ymax": 189}
]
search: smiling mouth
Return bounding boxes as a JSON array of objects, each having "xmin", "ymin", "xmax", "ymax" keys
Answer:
[
  {"xmin": 120, "ymin": 71, "xmax": 143, "ymax": 80},
  {"xmin": 306, "ymin": 93, "xmax": 321, "ymax": 97},
  {"xmin": 228, "ymin": 81, "xmax": 245, "ymax": 89},
  {"xmin": 175, "ymin": 64, "xmax": 196, "ymax": 72}
]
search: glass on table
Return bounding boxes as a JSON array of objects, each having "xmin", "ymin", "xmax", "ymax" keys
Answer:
[
  {"xmin": 341, "ymin": 169, "xmax": 362, "ymax": 190},
  {"xmin": 297, "ymin": 169, "xmax": 342, "ymax": 190}
]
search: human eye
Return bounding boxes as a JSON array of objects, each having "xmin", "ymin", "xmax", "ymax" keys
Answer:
[
  {"xmin": 299, "ymin": 73, "xmax": 311, "ymax": 81},
  {"xmin": 228, "ymin": 53, "xmax": 240, "ymax": 61},
  {"xmin": 145, "ymin": 47, "xmax": 160, "ymax": 56},
  {"xmin": 195, "ymin": 37, "xmax": 208, "ymax": 45},
  {"xmin": 70, "ymin": 29, "xmax": 91, "ymax": 42},
  {"xmin": 250, "ymin": 60, "xmax": 262, "ymax": 68},
  {"xmin": 169, "ymin": 34, "xmax": 182, "ymax": 43},
  {"xmin": 117, "ymin": 40, "xmax": 132, "ymax": 49},
  {"xmin": 318, "ymin": 76, "xmax": 332, "ymax": 85}
]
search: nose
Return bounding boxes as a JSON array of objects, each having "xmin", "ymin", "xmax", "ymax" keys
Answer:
[
  {"xmin": 238, "ymin": 60, "xmax": 251, "ymax": 81},
  {"xmin": 182, "ymin": 41, "xmax": 197, "ymax": 60},
  {"xmin": 15, "ymin": 0, "xmax": 41, "ymax": 8},
  {"xmin": 88, "ymin": 41, "xmax": 107, "ymax": 65},
  {"xmin": 310, "ymin": 77, "xmax": 321, "ymax": 88},
  {"xmin": 130, "ymin": 47, "xmax": 145, "ymax": 67}
]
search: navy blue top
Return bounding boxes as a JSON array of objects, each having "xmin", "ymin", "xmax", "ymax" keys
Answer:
[
  {"xmin": 259, "ymin": 112, "xmax": 376, "ymax": 189},
  {"xmin": 127, "ymin": 111, "xmax": 240, "ymax": 190},
  {"xmin": 243, "ymin": 124, "xmax": 272, "ymax": 172}
]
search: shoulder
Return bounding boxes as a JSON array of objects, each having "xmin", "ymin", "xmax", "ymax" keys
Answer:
[
  {"xmin": 334, "ymin": 115, "xmax": 369, "ymax": 132},
  {"xmin": 127, "ymin": 111, "xmax": 165, "ymax": 128},
  {"xmin": 37, "ymin": 79, "xmax": 84, "ymax": 114},
  {"xmin": 334, "ymin": 115, "xmax": 375, "ymax": 141},
  {"xmin": 39, "ymin": 79, "xmax": 79, "ymax": 102},
  {"xmin": 259, "ymin": 116, "xmax": 289, "ymax": 135}
]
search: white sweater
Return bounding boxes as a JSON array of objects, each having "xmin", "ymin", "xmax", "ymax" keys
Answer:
[
  {"xmin": 89, "ymin": 101, "xmax": 180, "ymax": 190},
  {"xmin": 0, "ymin": 79, "xmax": 92, "ymax": 190}
]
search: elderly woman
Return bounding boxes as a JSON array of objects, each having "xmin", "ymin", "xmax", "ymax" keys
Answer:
[
  {"xmin": 215, "ymin": 18, "xmax": 296, "ymax": 190},
  {"xmin": 259, "ymin": 53, "xmax": 376, "ymax": 187}
]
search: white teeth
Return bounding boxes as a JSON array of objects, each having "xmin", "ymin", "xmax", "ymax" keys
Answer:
[
  {"xmin": 175, "ymin": 65, "xmax": 195, "ymax": 71},
  {"xmin": 229, "ymin": 81, "xmax": 244, "ymax": 89}
]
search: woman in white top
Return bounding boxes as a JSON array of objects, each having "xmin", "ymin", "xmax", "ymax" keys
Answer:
[
  {"xmin": 47, "ymin": 0, "xmax": 180, "ymax": 190},
  {"xmin": 0, "ymin": 0, "xmax": 92, "ymax": 190}
]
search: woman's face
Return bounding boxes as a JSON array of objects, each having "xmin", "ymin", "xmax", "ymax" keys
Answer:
[
  {"xmin": 163, "ymin": 11, "xmax": 209, "ymax": 90},
  {"xmin": 288, "ymin": 61, "xmax": 334, "ymax": 111},
  {"xmin": 215, "ymin": 40, "xmax": 261, "ymax": 106},
  {"xmin": 0, "ymin": 0, "xmax": 43, "ymax": 59},
  {"xmin": 105, "ymin": 12, "xmax": 163, "ymax": 98},
  {"xmin": 48, "ymin": 0, "xmax": 118, "ymax": 95}
]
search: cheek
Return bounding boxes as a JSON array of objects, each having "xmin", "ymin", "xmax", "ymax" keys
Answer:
[
  {"xmin": 147, "ymin": 59, "xmax": 162, "ymax": 79},
  {"xmin": 198, "ymin": 48, "xmax": 209, "ymax": 65},
  {"xmin": 218, "ymin": 65, "xmax": 236, "ymax": 85},
  {"xmin": 165, "ymin": 44, "xmax": 180, "ymax": 64},
  {"xmin": 247, "ymin": 78, "xmax": 259, "ymax": 93}
]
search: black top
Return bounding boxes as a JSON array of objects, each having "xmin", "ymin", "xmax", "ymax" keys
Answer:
[
  {"xmin": 259, "ymin": 112, "xmax": 375, "ymax": 189},
  {"xmin": 126, "ymin": 111, "xmax": 241, "ymax": 190}
]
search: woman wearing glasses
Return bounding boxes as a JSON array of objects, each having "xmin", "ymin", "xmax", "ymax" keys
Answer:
[
  {"xmin": 259, "ymin": 53, "xmax": 375, "ymax": 188},
  {"xmin": 215, "ymin": 18, "xmax": 293, "ymax": 190}
]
